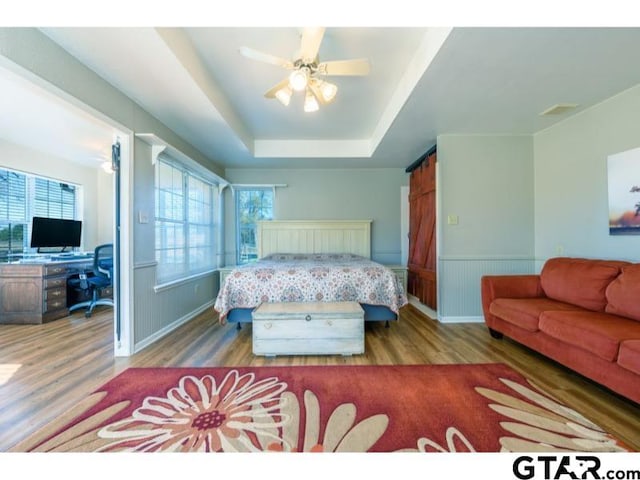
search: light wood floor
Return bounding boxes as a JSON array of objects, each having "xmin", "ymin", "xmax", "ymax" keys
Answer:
[{"xmin": 0, "ymin": 304, "xmax": 638, "ymax": 451}]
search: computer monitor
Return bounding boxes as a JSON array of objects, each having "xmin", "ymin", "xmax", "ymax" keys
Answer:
[{"xmin": 30, "ymin": 217, "xmax": 82, "ymax": 253}]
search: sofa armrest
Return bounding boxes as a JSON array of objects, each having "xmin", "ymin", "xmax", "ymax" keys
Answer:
[{"xmin": 481, "ymin": 275, "xmax": 544, "ymax": 327}]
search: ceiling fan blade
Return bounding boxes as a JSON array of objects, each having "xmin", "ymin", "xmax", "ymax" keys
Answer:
[
  {"xmin": 239, "ymin": 46, "xmax": 293, "ymax": 70},
  {"xmin": 308, "ymin": 80, "xmax": 329, "ymax": 105},
  {"xmin": 317, "ymin": 59, "xmax": 370, "ymax": 76},
  {"xmin": 299, "ymin": 27, "xmax": 325, "ymax": 63},
  {"xmin": 264, "ymin": 78, "xmax": 290, "ymax": 98}
]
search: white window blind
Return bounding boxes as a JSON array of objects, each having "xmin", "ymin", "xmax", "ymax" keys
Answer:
[
  {"xmin": 0, "ymin": 168, "xmax": 79, "ymax": 259},
  {"xmin": 155, "ymin": 157, "xmax": 216, "ymax": 283},
  {"xmin": 34, "ymin": 178, "xmax": 76, "ymax": 219},
  {"xmin": 0, "ymin": 168, "xmax": 26, "ymax": 223}
]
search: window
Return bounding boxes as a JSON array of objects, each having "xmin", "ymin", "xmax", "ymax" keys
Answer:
[
  {"xmin": 236, "ymin": 188, "xmax": 273, "ymax": 264},
  {"xmin": 155, "ymin": 157, "xmax": 216, "ymax": 284},
  {"xmin": 0, "ymin": 168, "xmax": 78, "ymax": 260},
  {"xmin": 34, "ymin": 178, "xmax": 76, "ymax": 219}
]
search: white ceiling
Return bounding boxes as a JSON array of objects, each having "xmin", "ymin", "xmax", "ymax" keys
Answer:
[
  {"xmin": 4, "ymin": 27, "xmax": 640, "ymax": 171},
  {"xmin": 0, "ymin": 66, "xmax": 116, "ymax": 169}
]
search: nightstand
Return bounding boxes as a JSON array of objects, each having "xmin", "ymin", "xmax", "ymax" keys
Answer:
[{"xmin": 384, "ymin": 265, "xmax": 407, "ymax": 292}]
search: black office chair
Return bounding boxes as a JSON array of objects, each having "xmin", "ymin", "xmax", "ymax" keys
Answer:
[{"xmin": 68, "ymin": 244, "xmax": 114, "ymax": 318}]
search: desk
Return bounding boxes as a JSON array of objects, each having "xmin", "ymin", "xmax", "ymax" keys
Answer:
[{"xmin": 0, "ymin": 257, "xmax": 111, "ymax": 324}]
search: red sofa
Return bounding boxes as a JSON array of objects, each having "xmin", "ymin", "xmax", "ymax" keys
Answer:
[{"xmin": 481, "ymin": 257, "xmax": 640, "ymax": 404}]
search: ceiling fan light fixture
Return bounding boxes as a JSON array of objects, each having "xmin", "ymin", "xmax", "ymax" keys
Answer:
[
  {"xmin": 304, "ymin": 89, "xmax": 319, "ymax": 113},
  {"xmin": 275, "ymin": 85, "xmax": 292, "ymax": 106},
  {"xmin": 289, "ymin": 67, "xmax": 310, "ymax": 91},
  {"xmin": 318, "ymin": 80, "xmax": 337, "ymax": 103},
  {"xmin": 101, "ymin": 160, "xmax": 114, "ymax": 174}
]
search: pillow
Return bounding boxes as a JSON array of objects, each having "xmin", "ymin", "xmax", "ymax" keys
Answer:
[
  {"xmin": 605, "ymin": 264, "xmax": 640, "ymax": 322},
  {"xmin": 540, "ymin": 257, "xmax": 628, "ymax": 311}
]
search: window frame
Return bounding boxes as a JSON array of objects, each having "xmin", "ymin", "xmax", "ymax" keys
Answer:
[
  {"xmin": 0, "ymin": 167, "xmax": 79, "ymax": 259},
  {"xmin": 234, "ymin": 187, "xmax": 274, "ymax": 265},
  {"xmin": 154, "ymin": 156, "xmax": 217, "ymax": 285}
]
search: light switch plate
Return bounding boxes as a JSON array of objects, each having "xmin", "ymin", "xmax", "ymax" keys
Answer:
[
  {"xmin": 138, "ymin": 211, "xmax": 149, "ymax": 224},
  {"xmin": 447, "ymin": 215, "xmax": 459, "ymax": 225}
]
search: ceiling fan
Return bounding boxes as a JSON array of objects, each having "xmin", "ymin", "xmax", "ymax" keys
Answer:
[{"xmin": 239, "ymin": 27, "xmax": 370, "ymax": 112}]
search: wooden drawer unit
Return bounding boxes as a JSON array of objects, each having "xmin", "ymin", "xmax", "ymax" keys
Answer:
[
  {"xmin": 0, "ymin": 258, "xmax": 93, "ymax": 324},
  {"xmin": 252, "ymin": 301, "xmax": 364, "ymax": 356}
]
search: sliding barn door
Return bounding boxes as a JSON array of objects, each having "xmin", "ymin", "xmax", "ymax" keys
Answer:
[{"xmin": 408, "ymin": 150, "xmax": 437, "ymax": 310}]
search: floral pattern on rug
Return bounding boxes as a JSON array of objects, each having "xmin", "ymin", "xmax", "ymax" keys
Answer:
[
  {"xmin": 398, "ymin": 427, "xmax": 477, "ymax": 452},
  {"xmin": 214, "ymin": 253, "xmax": 407, "ymax": 322},
  {"xmin": 96, "ymin": 371, "xmax": 289, "ymax": 452},
  {"xmin": 263, "ymin": 390, "xmax": 389, "ymax": 452},
  {"xmin": 475, "ymin": 378, "xmax": 627, "ymax": 452},
  {"xmin": 10, "ymin": 365, "xmax": 632, "ymax": 453}
]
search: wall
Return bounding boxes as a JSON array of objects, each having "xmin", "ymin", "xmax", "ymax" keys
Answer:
[
  {"xmin": 132, "ymin": 139, "xmax": 219, "ymax": 346},
  {"xmin": 95, "ymin": 168, "xmax": 114, "ymax": 246},
  {"xmin": 0, "ymin": 28, "xmax": 225, "ymax": 352},
  {"xmin": 0, "ymin": 138, "xmax": 113, "ymax": 249},
  {"xmin": 223, "ymin": 168, "xmax": 408, "ymax": 266},
  {"xmin": 534, "ymin": 83, "xmax": 640, "ymax": 266},
  {"xmin": 437, "ymin": 135, "xmax": 535, "ymax": 321}
]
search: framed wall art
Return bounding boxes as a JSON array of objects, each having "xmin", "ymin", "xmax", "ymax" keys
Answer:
[{"xmin": 608, "ymin": 147, "xmax": 640, "ymax": 235}]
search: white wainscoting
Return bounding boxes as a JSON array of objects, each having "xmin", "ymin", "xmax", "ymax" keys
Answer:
[
  {"xmin": 438, "ymin": 255, "xmax": 536, "ymax": 323},
  {"xmin": 133, "ymin": 262, "xmax": 217, "ymax": 351}
]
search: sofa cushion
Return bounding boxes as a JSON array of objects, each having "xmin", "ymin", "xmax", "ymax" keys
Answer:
[
  {"xmin": 618, "ymin": 340, "xmax": 640, "ymax": 375},
  {"xmin": 540, "ymin": 258, "xmax": 628, "ymax": 312},
  {"xmin": 605, "ymin": 264, "xmax": 640, "ymax": 322},
  {"xmin": 490, "ymin": 298, "xmax": 584, "ymax": 332},
  {"xmin": 539, "ymin": 310, "xmax": 640, "ymax": 362}
]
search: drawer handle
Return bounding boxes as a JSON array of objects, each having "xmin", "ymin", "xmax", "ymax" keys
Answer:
[
  {"xmin": 305, "ymin": 315, "xmax": 312, "ymax": 321},
  {"xmin": 264, "ymin": 322, "xmax": 272, "ymax": 329},
  {"xmin": 327, "ymin": 320, "xmax": 333, "ymax": 326}
]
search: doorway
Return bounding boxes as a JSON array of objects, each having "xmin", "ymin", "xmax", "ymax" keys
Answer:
[
  {"xmin": 0, "ymin": 60, "xmax": 133, "ymax": 356},
  {"xmin": 407, "ymin": 147, "xmax": 438, "ymax": 314}
]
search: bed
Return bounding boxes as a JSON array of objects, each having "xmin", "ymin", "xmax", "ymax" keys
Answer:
[{"xmin": 214, "ymin": 220, "xmax": 408, "ymax": 326}]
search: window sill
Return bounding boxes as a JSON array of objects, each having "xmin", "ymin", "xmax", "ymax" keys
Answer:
[{"xmin": 154, "ymin": 269, "xmax": 216, "ymax": 293}]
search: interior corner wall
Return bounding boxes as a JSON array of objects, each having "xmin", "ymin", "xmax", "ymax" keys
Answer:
[
  {"xmin": 222, "ymin": 168, "xmax": 408, "ymax": 266},
  {"xmin": 437, "ymin": 135, "xmax": 535, "ymax": 321},
  {"xmin": 131, "ymin": 139, "xmax": 218, "ymax": 346},
  {"xmin": 0, "ymin": 28, "xmax": 225, "ymax": 351},
  {"xmin": 0, "ymin": 138, "xmax": 110, "ymax": 251},
  {"xmin": 533, "ymin": 83, "xmax": 640, "ymax": 267}
]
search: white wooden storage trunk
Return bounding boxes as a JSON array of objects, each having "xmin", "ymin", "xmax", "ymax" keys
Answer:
[{"xmin": 252, "ymin": 301, "xmax": 365, "ymax": 356}]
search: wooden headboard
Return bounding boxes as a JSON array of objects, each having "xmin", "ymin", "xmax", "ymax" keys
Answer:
[{"xmin": 257, "ymin": 220, "xmax": 372, "ymax": 259}]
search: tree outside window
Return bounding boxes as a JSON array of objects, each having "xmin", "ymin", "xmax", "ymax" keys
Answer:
[{"xmin": 236, "ymin": 189, "xmax": 273, "ymax": 264}]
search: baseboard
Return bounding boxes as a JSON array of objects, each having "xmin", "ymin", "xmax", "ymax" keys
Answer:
[
  {"xmin": 134, "ymin": 300, "xmax": 215, "ymax": 353},
  {"xmin": 438, "ymin": 315, "xmax": 485, "ymax": 324},
  {"xmin": 408, "ymin": 296, "xmax": 438, "ymax": 320}
]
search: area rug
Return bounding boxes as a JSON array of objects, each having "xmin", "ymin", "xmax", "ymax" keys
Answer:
[{"xmin": 10, "ymin": 364, "xmax": 631, "ymax": 452}]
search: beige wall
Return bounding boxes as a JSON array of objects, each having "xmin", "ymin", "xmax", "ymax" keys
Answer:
[
  {"xmin": 438, "ymin": 135, "xmax": 535, "ymax": 257},
  {"xmin": 223, "ymin": 168, "xmax": 409, "ymax": 266},
  {"xmin": 436, "ymin": 135, "xmax": 535, "ymax": 321},
  {"xmin": 534, "ymin": 83, "xmax": 640, "ymax": 265},
  {"xmin": 0, "ymin": 138, "xmax": 113, "ymax": 250}
]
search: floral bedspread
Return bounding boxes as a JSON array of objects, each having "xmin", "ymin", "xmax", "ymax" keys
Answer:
[{"xmin": 214, "ymin": 253, "xmax": 407, "ymax": 323}]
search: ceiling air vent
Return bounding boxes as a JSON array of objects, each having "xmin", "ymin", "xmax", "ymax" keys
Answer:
[{"xmin": 539, "ymin": 103, "xmax": 579, "ymax": 116}]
